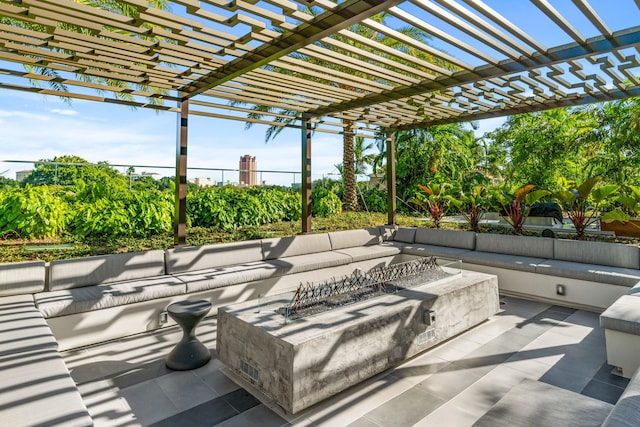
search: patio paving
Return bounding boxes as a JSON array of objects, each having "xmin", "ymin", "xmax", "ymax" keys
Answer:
[{"xmin": 61, "ymin": 296, "xmax": 628, "ymax": 426}]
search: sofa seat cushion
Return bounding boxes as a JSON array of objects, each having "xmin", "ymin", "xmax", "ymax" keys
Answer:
[
  {"xmin": 536, "ymin": 260, "xmax": 640, "ymax": 287},
  {"xmin": 400, "ymin": 243, "xmax": 472, "ymax": 259},
  {"xmin": 0, "ymin": 348, "xmax": 92, "ymax": 427},
  {"xmin": 269, "ymin": 251, "xmax": 352, "ymax": 275},
  {"xmin": 600, "ymin": 295, "xmax": 640, "ymax": 335},
  {"xmin": 333, "ymin": 244, "xmax": 401, "ymax": 263},
  {"xmin": 0, "ymin": 294, "xmax": 57, "ymax": 355},
  {"xmin": 172, "ymin": 261, "xmax": 286, "ymax": 293},
  {"xmin": 461, "ymin": 251, "xmax": 544, "ymax": 273},
  {"xmin": 35, "ymin": 276, "xmax": 186, "ymax": 318}
]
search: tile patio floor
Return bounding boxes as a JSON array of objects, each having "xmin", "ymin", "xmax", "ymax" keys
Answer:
[{"xmin": 61, "ymin": 296, "xmax": 628, "ymax": 427}]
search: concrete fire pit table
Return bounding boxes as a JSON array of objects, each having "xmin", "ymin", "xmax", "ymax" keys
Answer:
[
  {"xmin": 217, "ymin": 260, "xmax": 499, "ymax": 414},
  {"xmin": 166, "ymin": 299, "xmax": 211, "ymax": 370}
]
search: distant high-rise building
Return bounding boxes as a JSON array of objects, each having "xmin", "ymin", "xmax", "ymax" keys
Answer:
[{"xmin": 239, "ymin": 155, "xmax": 257, "ymax": 186}]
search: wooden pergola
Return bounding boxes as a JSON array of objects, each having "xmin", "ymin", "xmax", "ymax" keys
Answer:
[{"xmin": 1, "ymin": 0, "xmax": 639, "ymax": 243}]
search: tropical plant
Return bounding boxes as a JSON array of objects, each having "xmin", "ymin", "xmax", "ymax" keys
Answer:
[
  {"xmin": 312, "ymin": 189, "xmax": 342, "ymax": 217},
  {"xmin": 492, "ymin": 184, "xmax": 550, "ymax": 235},
  {"xmin": 0, "ymin": 185, "xmax": 69, "ymax": 238},
  {"xmin": 450, "ymin": 185, "xmax": 491, "ymax": 232},
  {"xmin": 553, "ymin": 176, "xmax": 619, "ymax": 239},
  {"xmin": 410, "ymin": 183, "xmax": 454, "ymax": 228}
]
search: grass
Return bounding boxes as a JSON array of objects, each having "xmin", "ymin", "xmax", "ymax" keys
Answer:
[{"xmin": 1, "ymin": 212, "xmax": 637, "ymax": 263}]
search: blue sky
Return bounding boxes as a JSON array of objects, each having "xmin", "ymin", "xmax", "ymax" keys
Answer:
[{"xmin": 0, "ymin": 89, "xmax": 503, "ymax": 186}]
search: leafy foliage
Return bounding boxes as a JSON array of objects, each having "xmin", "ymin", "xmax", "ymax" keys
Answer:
[
  {"xmin": 0, "ymin": 185, "xmax": 69, "ymax": 238},
  {"xmin": 311, "ymin": 188, "xmax": 343, "ymax": 217},
  {"xmin": 554, "ymin": 176, "xmax": 619, "ymax": 239}
]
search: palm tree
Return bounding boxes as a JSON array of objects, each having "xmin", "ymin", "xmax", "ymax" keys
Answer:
[{"xmin": 233, "ymin": 8, "xmax": 454, "ymax": 211}]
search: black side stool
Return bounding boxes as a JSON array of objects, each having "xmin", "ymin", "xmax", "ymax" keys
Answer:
[{"xmin": 166, "ymin": 299, "xmax": 212, "ymax": 370}]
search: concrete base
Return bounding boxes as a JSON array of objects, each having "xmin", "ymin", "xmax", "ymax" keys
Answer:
[
  {"xmin": 604, "ymin": 329, "xmax": 640, "ymax": 379},
  {"xmin": 217, "ymin": 269, "xmax": 499, "ymax": 414}
]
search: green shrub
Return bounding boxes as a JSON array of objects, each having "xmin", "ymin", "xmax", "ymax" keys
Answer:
[
  {"xmin": 0, "ymin": 185, "xmax": 69, "ymax": 238},
  {"xmin": 313, "ymin": 191, "xmax": 342, "ymax": 217},
  {"xmin": 358, "ymin": 188, "xmax": 387, "ymax": 213}
]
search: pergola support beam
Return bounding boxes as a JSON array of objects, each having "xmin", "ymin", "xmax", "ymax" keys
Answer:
[
  {"xmin": 174, "ymin": 100, "xmax": 189, "ymax": 246},
  {"xmin": 301, "ymin": 114, "xmax": 312, "ymax": 234},
  {"xmin": 386, "ymin": 131, "xmax": 396, "ymax": 226}
]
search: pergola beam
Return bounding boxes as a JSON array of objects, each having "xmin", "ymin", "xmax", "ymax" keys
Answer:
[
  {"xmin": 307, "ymin": 26, "xmax": 640, "ymax": 118},
  {"xmin": 395, "ymin": 85, "xmax": 640, "ymax": 130},
  {"xmin": 179, "ymin": 0, "xmax": 406, "ymax": 98}
]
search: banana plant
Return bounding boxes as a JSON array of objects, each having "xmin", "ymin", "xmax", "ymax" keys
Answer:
[
  {"xmin": 450, "ymin": 185, "xmax": 491, "ymax": 232},
  {"xmin": 554, "ymin": 176, "xmax": 619, "ymax": 239},
  {"xmin": 603, "ymin": 185, "xmax": 640, "ymax": 232},
  {"xmin": 492, "ymin": 184, "xmax": 550, "ymax": 235},
  {"xmin": 410, "ymin": 183, "xmax": 454, "ymax": 228}
]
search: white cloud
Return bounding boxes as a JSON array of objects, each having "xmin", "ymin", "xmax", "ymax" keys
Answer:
[{"xmin": 49, "ymin": 108, "xmax": 78, "ymax": 116}]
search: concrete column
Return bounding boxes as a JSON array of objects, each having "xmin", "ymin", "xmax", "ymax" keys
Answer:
[
  {"xmin": 386, "ymin": 131, "xmax": 396, "ymax": 225},
  {"xmin": 174, "ymin": 100, "xmax": 188, "ymax": 246},
  {"xmin": 301, "ymin": 115, "xmax": 312, "ymax": 234}
]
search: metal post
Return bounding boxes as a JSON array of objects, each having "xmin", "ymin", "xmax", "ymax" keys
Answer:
[
  {"xmin": 301, "ymin": 115, "xmax": 312, "ymax": 234},
  {"xmin": 386, "ymin": 131, "xmax": 396, "ymax": 225},
  {"xmin": 174, "ymin": 100, "xmax": 189, "ymax": 246}
]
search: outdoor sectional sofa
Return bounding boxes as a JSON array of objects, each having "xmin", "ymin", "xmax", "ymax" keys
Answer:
[{"xmin": 2, "ymin": 226, "xmax": 640, "ymax": 425}]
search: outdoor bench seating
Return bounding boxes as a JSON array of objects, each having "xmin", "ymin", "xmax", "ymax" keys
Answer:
[
  {"xmin": 0, "ymin": 261, "xmax": 91, "ymax": 427},
  {"xmin": 3, "ymin": 226, "xmax": 640, "ymax": 425}
]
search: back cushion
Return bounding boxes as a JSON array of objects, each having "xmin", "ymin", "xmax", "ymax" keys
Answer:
[
  {"xmin": 415, "ymin": 228, "xmax": 476, "ymax": 250},
  {"xmin": 48, "ymin": 250, "xmax": 165, "ymax": 291},
  {"xmin": 476, "ymin": 234, "xmax": 554, "ymax": 259},
  {"xmin": 262, "ymin": 233, "xmax": 332, "ymax": 260},
  {"xmin": 165, "ymin": 240, "xmax": 264, "ymax": 274},
  {"xmin": 394, "ymin": 227, "xmax": 416, "ymax": 243},
  {"xmin": 328, "ymin": 228, "xmax": 381, "ymax": 250},
  {"xmin": 0, "ymin": 261, "xmax": 46, "ymax": 296},
  {"xmin": 378, "ymin": 225, "xmax": 397, "ymax": 241},
  {"xmin": 554, "ymin": 239, "xmax": 640, "ymax": 269}
]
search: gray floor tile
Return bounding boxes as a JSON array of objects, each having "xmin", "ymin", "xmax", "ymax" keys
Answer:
[
  {"xmin": 415, "ymin": 362, "xmax": 485, "ymax": 401},
  {"xmin": 215, "ymin": 404, "xmax": 289, "ymax": 427},
  {"xmin": 119, "ymin": 379, "xmax": 179, "ymax": 426},
  {"xmin": 581, "ymin": 378, "xmax": 627, "ymax": 404},
  {"xmin": 155, "ymin": 371, "xmax": 219, "ymax": 411},
  {"xmin": 539, "ymin": 366, "xmax": 593, "ymax": 393},
  {"xmin": 364, "ymin": 385, "xmax": 447, "ymax": 427}
]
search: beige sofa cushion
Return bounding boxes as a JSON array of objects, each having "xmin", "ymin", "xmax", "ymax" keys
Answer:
[
  {"xmin": 394, "ymin": 227, "xmax": 416, "ymax": 243},
  {"xmin": 0, "ymin": 261, "xmax": 45, "ymax": 296},
  {"xmin": 554, "ymin": 239, "xmax": 640, "ymax": 269},
  {"xmin": 0, "ymin": 348, "xmax": 92, "ymax": 427},
  {"xmin": 165, "ymin": 240, "xmax": 264, "ymax": 274},
  {"xmin": 262, "ymin": 233, "xmax": 332, "ymax": 260},
  {"xmin": 415, "ymin": 228, "xmax": 476, "ymax": 250},
  {"xmin": 476, "ymin": 233, "xmax": 554, "ymax": 259},
  {"xmin": 0, "ymin": 294, "xmax": 57, "ymax": 355},
  {"xmin": 172, "ymin": 261, "xmax": 286, "ymax": 293},
  {"xmin": 48, "ymin": 250, "xmax": 166, "ymax": 291},
  {"xmin": 328, "ymin": 228, "xmax": 381, "ymax": 250},
  {"xmin": 35, "ymin": 276, "xmax": 186, "ymax": 318}
]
